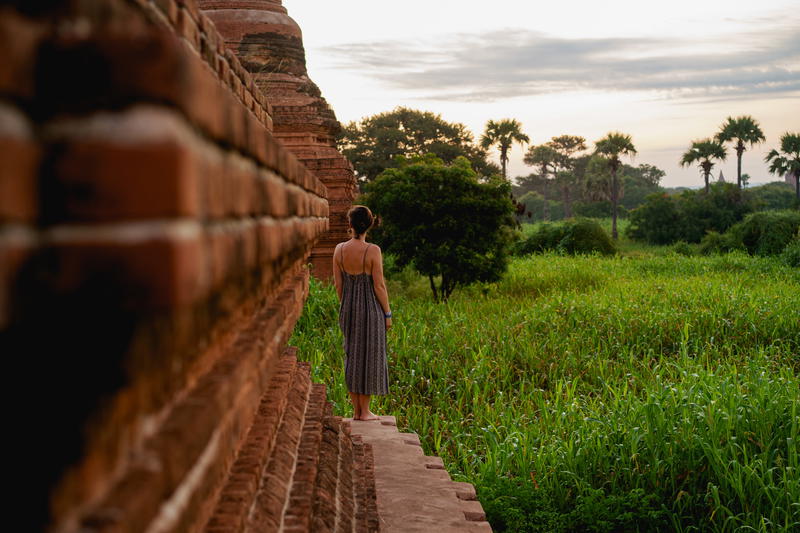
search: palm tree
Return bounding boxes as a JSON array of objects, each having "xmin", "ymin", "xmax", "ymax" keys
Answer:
[
  {"xmin": 680, "ymin": 138, "xmax": 727, "ymax": 194},
  {"xmin": 765, "ymin": 132, "xmax": 800, "ymax": 201},
  {"xmin": 480, "ymin": 119, "xmax": 529, "ymax": 179},
  {"xmin": 594, "ymin": 132, "xmax": 637, "ymax": 239},
  {"xmin": 715, "ymin": 115, "xmax": 765, "ymax": 189},
  {"xmin": 523, "ymin": 144, "xmax": 559, "ymax": 220}
]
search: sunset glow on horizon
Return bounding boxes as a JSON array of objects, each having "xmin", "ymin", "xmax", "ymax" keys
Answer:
[{"xmin": 284, "ymin": 0, "xmax": 799, "ymax": 187}]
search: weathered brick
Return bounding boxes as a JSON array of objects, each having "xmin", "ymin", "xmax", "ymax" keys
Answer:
[
  {"xmin": 80, "ymin": 467, "xmax": 166, "ymax": 533},
  {"xmin": 264, "ymin": 174, "xmax": 289, "ymax": 218},
  {"xmin": 48, "ymin": 140, "xmax": 199, "ymax": 221},
  {"xmin": 0, "ymin": 136, "xmax": 39, "ymax": 222},
  {"xmin": 45, "ymin": 222, "xmax": 206, "ymax": 309},
  {"xmin": 25, "ymin": 1, "xmax": 352, "ymax": 532},
  {"xmin": 152, "ymin": 0, "xmax": 180, "ymax": 24},
  {"xmin": 37, "ymin": 31, "xmax": 235, "ymax": 149},
  {"xmin": 0, "ymin": 7, "xmax": 46, "ymax": 100},
  {"xmin": 177, "ymin": 6, "xmax": 200, "ymax": 50}
]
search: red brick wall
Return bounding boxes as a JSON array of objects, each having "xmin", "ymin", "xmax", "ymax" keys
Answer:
[
  {"xmin": 0, "ymin": 1, "xmax": 349, "ymax": 531},
  {"xmin": 200, "ymin": 0, "xmax": 358, "ymax": 280}
]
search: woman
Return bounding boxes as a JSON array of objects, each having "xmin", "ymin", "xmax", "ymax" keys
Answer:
[{"xmin": 333, "ymin": 205, "xmax": 392, "ymax": 421}]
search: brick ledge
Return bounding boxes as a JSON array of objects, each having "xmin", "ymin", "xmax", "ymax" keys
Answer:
[{"xmin": 346, "ymin": 416, "xmax": 492, "ymax": 532}]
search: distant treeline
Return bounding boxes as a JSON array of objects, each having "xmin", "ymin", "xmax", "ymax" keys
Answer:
[{"xmin": 515, "ymin": 174, "xmax": 797, "ymax": 224}]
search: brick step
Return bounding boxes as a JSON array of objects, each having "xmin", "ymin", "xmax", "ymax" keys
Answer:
[
  {"xmin": 309, "ymin": 407, "xmax": 344, "ymax": 532},
  {"xmin": 350, "ymin": 436, "xmax": 379, "ymax": 533},
  {"xmin": 348, "ymin": 416, "xmax": 492, "ymax": 532},
  {"xmin": 244, "ymin": 361, "xmax": 313, "ymax": 532},
  {"xmin": 202, "ymin": 347, "xmax": 300, "ymax": 532},
  {"xmin": 208, "ymin": 357, "xmax": 379, "ymax": 533},
  {"xmin": 281, "ymin": 383, "xmax": 328, "ymax": 532}
]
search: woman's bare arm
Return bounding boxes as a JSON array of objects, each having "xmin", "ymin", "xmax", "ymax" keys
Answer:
[
  {"xmin": 369, "ymin": 245, "xmax": 392, "ymax": 329},
  {"xmin": 332, "ymin": 243, "xmax": 343, "ymax": 301}
]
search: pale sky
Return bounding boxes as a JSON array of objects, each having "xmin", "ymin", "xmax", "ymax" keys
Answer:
[{"xmin": 284, "ymin": 0, "xmax": 799, "ymax": 187}]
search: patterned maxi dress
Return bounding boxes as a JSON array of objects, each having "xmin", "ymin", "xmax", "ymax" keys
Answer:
[{"xmin": 338, "ymin": 243, "xmax": 389, "ymax": 395}]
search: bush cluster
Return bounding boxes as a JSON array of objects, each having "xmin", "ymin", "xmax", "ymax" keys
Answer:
[
  {"xmin": 781, "ymin": 237, "xmax": 800, "ymax": 267},
  {"xmin": 699, "ymin": 210, "xmax": 800, "ymax": 262},
  {"xmin": 627, "ymin": 183, "xmax": 753, "ymax": 244},
  {"xmin": 480, "ymin": 477, "xmax": 670, "ymax": 532},
  {"xmin": 514, "ymin": 218, "xmax": 616, "ymax": 256}
]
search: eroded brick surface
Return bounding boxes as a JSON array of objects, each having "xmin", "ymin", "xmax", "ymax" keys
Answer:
[
  {"xmin": 4, "ymin": 2, "xmax": 470, "ymax": 532},
  {"xmin": 0, "ymin": 1, "xmax": 327, "ymax": 531},
  {"xmin": 201, "ymin": 0, "xmax": 357, "ymax": 280}
]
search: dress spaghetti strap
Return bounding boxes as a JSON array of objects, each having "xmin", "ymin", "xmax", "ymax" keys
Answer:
[
  {"xmin": 337, "ymin": 243, "xmax": 345, "ymax": 273},
  {"xmin": 361, "ymin": 244, "xmax": 371, "ymax": 274}
]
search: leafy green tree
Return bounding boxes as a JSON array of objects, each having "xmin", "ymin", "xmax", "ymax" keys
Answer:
[
  {"xmin": 680, "ymin": 139, "xmax": 727, "ymax": 194},
  {"xmin": 634, "ymin": 163, "xmax": 666, "ymax": 187},
  {"xmin": 765, "ymin": 132, "xmax": 800, "ymax": 201},
  {"xmin": 362, "ymin": 154, "xmax": 516, "ymax": 302},
  {"xmin": 548, "ymin": 135, "xmax": 587, "ymax": 218},
  {"xmin": 620, "ymin": 164, "xmax": 665, "ymax": 210},
  {"xmin": 516, "ymin": 190, "xmax": 564, "ymax": 222},
  {"xmin": 626, "ymin": 193, "xmax": 682, "ymax": 244},
  {"xmin": 480, "ymin": 119, "xmax": 530, "ymax": 179},
  {"xmin": 750, "ymin": 181, "xmax": 796, "ymax": 210},
  {"xmin": 593, "ymin": 132, "xmax": 637, "ymax": 239},
  {"xmin": 338, "ymin": 107, "xmax": 499, "ymax": 182},
  {"xmin": 715, "ymin": 115, "xmax": 766, "ymax": 189},
  {"xmin": 523, "ymin": 145, "xmax": 559, "ymax": 220},
  {"xmin": 512, "ymin": 173, "xmax": 543, "ymax": 198}
]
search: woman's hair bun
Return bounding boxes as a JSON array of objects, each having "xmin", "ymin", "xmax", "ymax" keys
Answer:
[{"xmin": 347, "ymin": 205, "xmax": 374, "ymax": 236}]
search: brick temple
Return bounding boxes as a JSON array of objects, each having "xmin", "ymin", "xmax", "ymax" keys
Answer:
[
  {"xmin": 200, "ymin": 0, "xmax": 358, "ymax": 280},
  {"xmin": 0, "ymin": 0, "xmax": 490, "ymax": 531}
]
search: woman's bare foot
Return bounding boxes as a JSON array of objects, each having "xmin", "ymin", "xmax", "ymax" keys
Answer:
[{"xmin": 358, "ymin": 411, "xmax": 380, "ymax": 421}]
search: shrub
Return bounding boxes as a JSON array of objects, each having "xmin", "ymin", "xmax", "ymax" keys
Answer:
[
  {"xmin": 478, "ymin": 477, "xmax": 566, "ymax": 532},
  {"xmin": 677, "ymin": 183, "xmax": 753, "ymax": 243},
  {"xmin": 478, "ymin": 478, "xmax": 670, "ymax": 532},
  {"xmin": 780, "ymin": 235, "xmax": 800, "ymax": 267},
  {"xmin": 698, "ymin": 231, "xmax": 738, "ymax": 255},
  {"xmin": 515, "ymin": 218, "xmax": 616, "ymax": 256},
  {"xmin": 671, "ymin": 240, "xmax": 694, "ymax": 256},
  {"xmin": 749, "ymin": 181, "xmax": 797, "ymax": 210},
  {"xmin": 628, "ymin": 183, "xmax": 754, "ymax": 245},
  {"xmin": 725, "ymin": 210, "xmax": 800, "ymax": 256},
  {"xmin": 627, "ymin": 193, "xmax": 681, "ymax": 244}
]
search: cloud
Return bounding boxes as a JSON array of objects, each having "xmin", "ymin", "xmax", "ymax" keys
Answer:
[{"xmin": 322, "ymin": 26, "xmax": 800, "ymax": 102}]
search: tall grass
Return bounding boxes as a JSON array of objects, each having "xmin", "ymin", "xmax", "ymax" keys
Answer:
[{"xmin": 291, "ymin": 252, "xmax": 800, "ymax": 532}]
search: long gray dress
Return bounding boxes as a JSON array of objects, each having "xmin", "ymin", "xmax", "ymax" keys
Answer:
[{"xmin": 338, "ymin": 243, "xmax": 389, "ymax": 395}]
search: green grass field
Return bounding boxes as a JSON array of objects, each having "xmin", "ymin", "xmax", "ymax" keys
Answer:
[{"xmin": 291, "ymin": 250, "xmax": 799, "ymax": 532}]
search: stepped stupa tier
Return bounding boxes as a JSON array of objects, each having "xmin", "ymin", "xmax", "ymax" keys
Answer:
[{"xmin": 201, "ymin": 0, "xmax": 357, "ymax": 280}]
